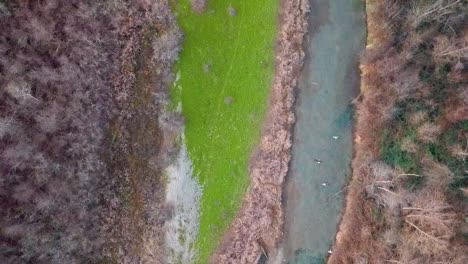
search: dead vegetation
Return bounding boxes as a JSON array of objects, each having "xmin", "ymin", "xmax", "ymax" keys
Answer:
[
  {"xmin": 108, "ymin": 11, "xmax": 182, "ymax": 263},
  {"xmin": 329, "ymin": 0, "xmax": 468, "ymax": 263},
  {"xmin": 0, "ymin": 1, "xmax": 181, "ymax": 263},
  {"xmin": 190, "ymin": 0, "xmax": 207, "ymax": 14}
]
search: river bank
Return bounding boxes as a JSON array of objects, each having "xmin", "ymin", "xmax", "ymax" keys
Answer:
[
  {"xmin": 213, "ymin": 0, "xmax": 309, "ymax": 263},
  {"xmin": 329, "ymin": 0, "xmax": 468, "ymax": 263}
]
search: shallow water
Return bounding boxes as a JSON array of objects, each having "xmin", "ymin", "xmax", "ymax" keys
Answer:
[
  {"xmin": 279, "ymin": 0, "xmax": 365, "ymax": 263},
  {"xmin": 165, "ymin": 138, "xmax": 202, "ymax": 263}
]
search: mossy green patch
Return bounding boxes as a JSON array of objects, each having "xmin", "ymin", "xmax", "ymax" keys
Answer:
[
  {"xmin": 441, "ymin": 121, "xmax": 468, "ymax": 199},
  {"xmin": 381, "ymin": 129, "xmax": 420, "ymax": 174},
  {"xmin": 172, "ymin": 1, "xmax": 279, "ymax": 262},
  {"xmin": 381, "ymin": 126, "xmax": 425, "ymax": 191}
]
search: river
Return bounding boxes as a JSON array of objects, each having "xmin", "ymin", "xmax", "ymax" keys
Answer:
[{"xmin": 276, "ymin": 0, "xmax": 366, "ymax": 263}]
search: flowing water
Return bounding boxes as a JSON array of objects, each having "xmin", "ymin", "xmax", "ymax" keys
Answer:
[{"xmin": 277, "ymin": 0, "xmax": 366, "ymax": 263}]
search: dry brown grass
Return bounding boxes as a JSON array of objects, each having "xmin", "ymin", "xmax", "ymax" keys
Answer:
[
  {"xmin": 417, "ymin": 122, "xmax": 443, "ymax": 143},
  {"xmin": 106, "ymin": 4, "xmax": 182, "ymax": 263}
]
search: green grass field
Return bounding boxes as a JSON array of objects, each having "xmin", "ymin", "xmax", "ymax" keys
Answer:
[{"xmin": 171, "ymin": 0, "xmax": 279, "ymax": 262}]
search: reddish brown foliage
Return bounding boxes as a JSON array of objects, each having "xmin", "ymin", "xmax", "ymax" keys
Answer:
[{"xmin": 329, "ymin": 0, "xmax": 468, "ymax": 263}]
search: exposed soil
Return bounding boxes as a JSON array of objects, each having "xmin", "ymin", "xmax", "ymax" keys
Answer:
[{"xmin": 212, "ymin": 0, "xmax": 309, "ymax": 263}]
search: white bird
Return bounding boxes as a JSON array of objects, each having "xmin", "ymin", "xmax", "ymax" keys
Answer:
[
  {"xmin": 332, "ymin": 136, "xmax": 339, "ymax": 139},
  {"xmin": 321, "ymin": 182, "xmax": 328, "ymax": 187},
  {"xmin": 328, "ymin": 250, "xmax": 332, "ymax": 254}
]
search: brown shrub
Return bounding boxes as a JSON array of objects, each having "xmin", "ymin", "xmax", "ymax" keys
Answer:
[
  {"xmin": 0, "ymin": 1, "xmax": 181, "ymax": 263},
  {"xmin": 329, "ymin": 0, "xmax": 468, "ymax": 263},
  {"xmin": 417, "ymin": 122, "xmax": 442, "ymax": 143}
]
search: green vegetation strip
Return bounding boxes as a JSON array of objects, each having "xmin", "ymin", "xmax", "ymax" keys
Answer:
[{"xmin": 172, "ymin": 0, "xmax": 278, "ymax": 262}]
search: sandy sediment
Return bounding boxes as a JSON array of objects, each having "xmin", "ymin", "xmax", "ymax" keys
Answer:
[{"xmin": 212, "ymin": 0, "xmax": 309, "ymax": 263}]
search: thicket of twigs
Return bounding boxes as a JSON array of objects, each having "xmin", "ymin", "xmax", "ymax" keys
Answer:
[
  {"xmin": 0, "ymin": 1, "xmax": 181, "ymax": 263},
  {"xmin": 330, "ymin": 0, "xmax": 468, "ymax": 263}
]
